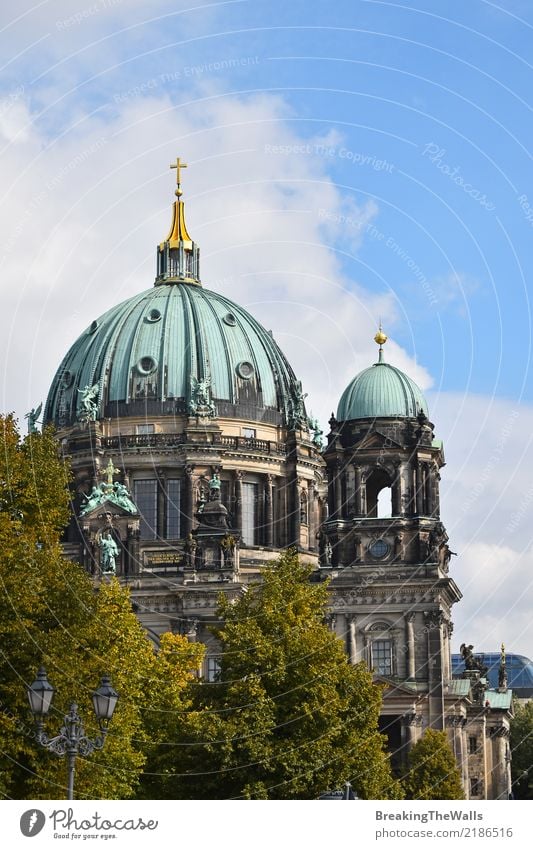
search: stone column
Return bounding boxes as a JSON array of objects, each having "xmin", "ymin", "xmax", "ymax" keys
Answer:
[
  {"xmin": 234, "ymin": 470, "xmax": 243, "ymax": 534},
  {"xmin": 424, "ymin": 609, "xmax": 445, "ymax": 729},
  {"xmin": 157, "ymin": 469, "xmax": 166, "ymax": 540},
  {"xmin": 391, "ymin": 464, "xmax": 401, "ymax": 516},
  {"xmin": 425, "ymin": 464, "xmax": 434, "ymax": 516},
  {"xmin": 265, "ymin": 474, "xmax": 274, "ymax": 548},
  {"xmin": 416, "ymin": 462, "xmax": 424, "ymax": 515},
  {"xmin": 490, "ymin": 728, "xmax": 510, "ymax": 799},
  {"xmin": 184, "ymin": 465, "xmax": 194, "ymax": 536},
  {"xmin": 405, "ymin": 612, "xmax": 416, "ymax": 679},
  {"xmin": 334, "ymin": 462, "xmax": 342, "ymax": 518},
  {"xmin": 435, "ymin": 471, "xmax": 441, "ymax": 519},
  {"xmin": 347, "ymin": 616, "xmax": 357, "ymax": 664},
  {"xmin": 354, "ymin": 465, "xmax": 363, "ymax": 516}
]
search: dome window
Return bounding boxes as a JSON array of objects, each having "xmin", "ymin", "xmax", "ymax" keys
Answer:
[
  {"xmin": 223, "ymin": 313, "xmax": 237, "ymax": 326},
  {"xmin": 137, "ymin": 356, "xmax": 158, "ymax": 376},
  {"xmin": 236, "ymin": 361, "xmax": 254, "ymax": 380},
  {"xmin": 88, "ymin": 320, "xmax": 99, "ymax": 334},
  {"xmin": 61, "ymin": 370, "xmax": 74, "ymax": 389},
  {"xmin": 146, "ymin": 309, "xmax": 162, "ymax": 323}
]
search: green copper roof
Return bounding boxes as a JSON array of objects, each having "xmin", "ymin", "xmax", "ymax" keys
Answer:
[
  {"xmin": 44, "ymin": 283, "xmax": 299, "ymax": 427},
  {"xmin": 337, "ymin": 354, "xmax": 428, "ymax": 422}
]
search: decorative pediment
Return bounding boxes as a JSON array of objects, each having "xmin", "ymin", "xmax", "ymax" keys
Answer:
[
  {"xmin": 374, "ymin": 675, "xmax": 421, "ymax": 697},
  {"xmin": 357, "ymin": 430, "xmax": 403, "ymax": 451},
  {"xmin": 80, "ymin": 498, "xmax": 139, "ymax": 520}
]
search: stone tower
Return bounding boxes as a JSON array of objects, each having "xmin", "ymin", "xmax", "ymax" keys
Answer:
[{"xmin": 322, "ymin": 329, "xmax": 462, "ymax": 763}]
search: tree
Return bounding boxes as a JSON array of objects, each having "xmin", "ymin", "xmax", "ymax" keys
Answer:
[
  {"xmin": 143, "ymin": 549, "xmax": 402, "ymax": 800},
  {"xmin": 0, "ymin": 415, "xmax": 203, "ymax": 799},
  {"xmin": 510, "ymin": 700, "xmax": 533, "ymax": 799},
  {"xmin": 402, "ymin": 729, "xmax": 465, "ymax": 800}
]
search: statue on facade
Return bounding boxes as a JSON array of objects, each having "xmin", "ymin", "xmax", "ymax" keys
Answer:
[
  {"xmin": 189, "ymin": 375, "xmax": 216, "ymax": 418},
  {"xmin": 498, "ymin": 643, "xmax": 508, "ymax": 691},
  {"xmin": 184, "ymin": 533, "xmax": 197, "ymax": 568},
  {"xmin": 307, "ymin": 414, "xmax": 324, "ymax": 449},
  {"xmin": 221, "ymin": 534, "xmax": 236, "ymax": 568},
  {"xmin": 287, "ymin": 380, "xmax": 308, "ymax": 430},
  {"xmin": 25, "ymin": 403, "xmax": 42, "ymax": 434},
  {"xmin": 354, "ymin": 535, "xmax": 362, "ymax": 562},
  {"xmin": 78, "ymin": 384, "xmax": 99, "ymax": 422},
  {"xmin": 460, "ymin": 643, "xmax": 488, "ymax": 677},
  {"xmin": 394, "ymin": 532, "xmax": 404, "ymax": 560},
  {"xmin": 80, "ymin": 464, "xmax": 138, "ymax": 517},
  {"xmin": 99, "ymin": 531, "xmax": 119, "ymax": 573}
]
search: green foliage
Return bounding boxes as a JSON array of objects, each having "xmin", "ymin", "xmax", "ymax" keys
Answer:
[
  {"xmin": 402, "ymin": 729, "xmax": 465, "ymax": 800},
  {"xmin": 0, "ymin": 415, "xmax": 203, "ymax": 799},
  {"xmin": 142, "ymin": 549, "xmax": 402, "ymax": 800},
  {"xmin": 510, "ymin": 700, "xmax": 533, "ymax": 799}
]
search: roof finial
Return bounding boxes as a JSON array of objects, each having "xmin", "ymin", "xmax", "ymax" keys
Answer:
[
  {"xmin": 156, "ymin": 156, "xmax": 200, "ymax": 285},
  {"xmin": 374, "ymin": 322, "xmax": 387, "ymax": 363},
  {"xmin": 170, "ymin": 156, "xmax": 187, "ymax": 198}
]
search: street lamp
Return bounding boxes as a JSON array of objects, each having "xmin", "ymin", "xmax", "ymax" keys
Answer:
[{"xmin": 27, "ymin": 667, "xmax": 118, "ymax": 800}]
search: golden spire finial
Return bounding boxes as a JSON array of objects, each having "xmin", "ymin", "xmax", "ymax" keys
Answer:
[
  {"xmin": 170, "ymin": 156, "xmax": 188, "ymax": 197},
  {"xmin": 374, "ymin": 323, "xmax": 387, "ymax": 363}
]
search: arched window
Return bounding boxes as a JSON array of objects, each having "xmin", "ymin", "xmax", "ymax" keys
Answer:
[
  {"xmin": 368, "ymin": 622, "xmax": 395, "ymax": 677},
  {"xmin": 365, "ymin": 468, "xmax": 392, "ymax": 518},
  {"xmin": 377, "ymin": 487, "xmax": 392, "ymax": 518}
]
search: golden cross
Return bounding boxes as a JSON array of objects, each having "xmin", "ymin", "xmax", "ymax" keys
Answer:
[
  {"xmin": 170, "ymin": 156, "xmax": 187, "ymax": 189},
  {"xmin": 103, "ymin": 459, "xmax": 119, "ymax": 485}
]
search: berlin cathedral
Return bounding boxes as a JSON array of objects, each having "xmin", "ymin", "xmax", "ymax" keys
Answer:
[{"xmin": 42, "ymin": 160, "xmax": 512, "ymax": 799}]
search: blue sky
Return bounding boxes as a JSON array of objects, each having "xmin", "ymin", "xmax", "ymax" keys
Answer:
[{"xmin": 1, "ymin": 0, "xmax": 532, "ymax": 654}]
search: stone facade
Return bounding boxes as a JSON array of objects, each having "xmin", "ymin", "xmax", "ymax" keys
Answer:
[{"xmin": 48, "ymin": 173, "xmax": 512, "ymax": 799}]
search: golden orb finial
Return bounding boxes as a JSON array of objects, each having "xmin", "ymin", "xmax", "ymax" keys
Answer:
[{"xmin": 374, "ymin": 325, "xmax": 388, "ymax": 346}]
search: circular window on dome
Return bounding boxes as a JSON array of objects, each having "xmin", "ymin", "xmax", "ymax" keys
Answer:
[
  {"xmin": 223, "ymin": 313, "xmax": 237, "ymax": 326},
  {"xmin": 61, "ymin": 370, "xmax": 74, "ymax": 389},
  {"xmin": 146, "ymin": 308, "xmax": 162, "ymax": 323},
  {"xmin": 137, "ymin": 356, "xmax": 158, "ymax": 375},
  {"xmin": 87, "ymin": 320, "xmax": 99, "ymax": 334},
  {"xmin": 368, "ymin": 539, "xmax": 390, "ymax": 560},
  {"xmin": 236, "ymin": 361, "xmax": 254, "ymax": 380}
]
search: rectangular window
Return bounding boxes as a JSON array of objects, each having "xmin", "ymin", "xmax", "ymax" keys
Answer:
[
  {"xmin": 134, "ymin": 479, "xmax": 157, "ymax": 540},
  {"xmin": 372, "ymin": 639, "xmax": 393, "ymax": 676},
  {"xmin": 206, "ymin": 657, "xmax": 221, "ymax": 682},
  {"xmin": 136, "ymin": 424, "xmax": 155, "ymax": 434},
  {"xmin": 166, "ymin": 479, "xmax": 181, "ymax": 539},
  {"xmin": 242, "ymin": 427, "xmax": 256, "ymax": 439},
  {"xmin": 469, "ymin": 736, "xmax": 478, "ymax": 755},
  {"xmin": 242, "ymin": 482, "xmax": 258, "ymax": 546}
]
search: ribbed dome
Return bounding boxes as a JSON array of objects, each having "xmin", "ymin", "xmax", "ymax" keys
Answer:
[
  {"xmin": 337, "ymin": 356, "xmax": 428, "ymax": 422},
  {"xmin": 44, "ymin": 283, "xmax": 299, "ymax": 427}
]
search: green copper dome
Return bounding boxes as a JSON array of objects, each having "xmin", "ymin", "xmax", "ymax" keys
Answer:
[
  {"xmin": 44, "ymin": 283, "xmax": 300, "ymax": 427},
  {"xmin": 45, "ymin": 171, "xmax": 308, "ymax": 430},
  {"xmin": 337, "ymin": 348, "xmax": 428, "ymax": 422}
]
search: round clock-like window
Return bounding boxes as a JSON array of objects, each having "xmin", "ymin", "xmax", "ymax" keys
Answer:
[
  {"xmin": 368, "ymin": 539, "xmax": 390, "ymax": 559},
  {"xmin": 137, "ymin": 356, "xmax": 158, "ymax": 375},
  {"xmin": 236, "ymin": 361, "xmax": 254, "ymax": 379}
]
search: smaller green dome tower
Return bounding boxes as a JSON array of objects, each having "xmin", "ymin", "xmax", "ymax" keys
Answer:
[{"xmin": 337, "ymin": 329, "xmax": 428, "ymax": 422}]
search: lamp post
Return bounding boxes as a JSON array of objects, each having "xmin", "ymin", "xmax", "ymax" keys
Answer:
[{"xmin": 27, "ymin": 666, "xmax": 118, "ymax": 800}]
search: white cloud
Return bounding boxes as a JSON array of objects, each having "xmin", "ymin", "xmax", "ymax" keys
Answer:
[
  {"xmin": 433, "ymin": 392, "xmax": 533, "ymax": 656},
  {"xmin": 0, "ymin": 85, "xmax": 411, "ymax": 428}
]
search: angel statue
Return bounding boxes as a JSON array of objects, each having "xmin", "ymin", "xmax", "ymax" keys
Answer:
[
  {"xmin": 78, "ymin": 383, "xmax": 99, "ymax": 422},
  {"xmin": 189, "ymin": 375, "xmax": 216, "ymax": 417},
  {"xmin": 25, "ymin": 403, "xmax": 42, "ymax": 434}
]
